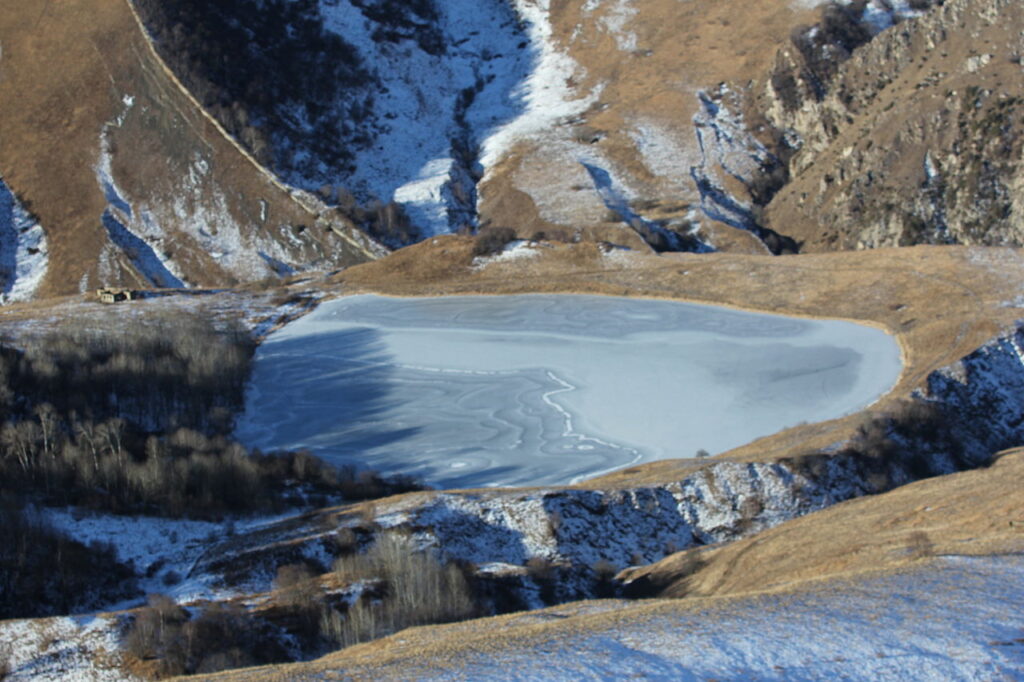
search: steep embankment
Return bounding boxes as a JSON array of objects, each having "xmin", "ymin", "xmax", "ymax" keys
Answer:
[
  {"xmin": 622, "ymin": 447, "xmax": 1024, "ymax": 598},
  {"xmin": 0, "ymin": 0, "xmax": 378, "ymax": 297},
  {"xmin": 193, "ymin": 453, "xmax": 1024, "ymax": 681},
  {"xmin": 4, "ymin": 0, "xmax": 1015, "ymax": 292},
  {"xmin": 123, "ymin": 0, "xmax": 841, "ymax": 253},
  {"xmin": 131, "ymin": 0, "xmax": 538, "ymax": 247}
]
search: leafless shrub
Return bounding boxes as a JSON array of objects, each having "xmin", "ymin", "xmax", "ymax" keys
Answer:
[
  {"xmin": 271, "ymin": 563, "xmax": 325, "ymax": 638},
  {"xmin": 592, "ymin": 559, "xmax": 618, "ymax": 580},
  {"xmin": 546, "ymin": 510, "xmax": 563, "ymax": 535},
  {"xmin": 907, "ymin": 531, "xmax": 934, "ymax": 560},
  {"xmin": 363, "ymin": 201, "xmax": 414, "ymax": 246},
  {"xmin": 273, "ymin": 564, "xmax": 317, "ymax": 601},
  {"xmin": 331, "ymin": 533, "xmax": 475, "ymax": 647},
  {"xmin": 124, "ymin": 594, "xmax": 189, "ymax": 673},
  {"xmin": 333, "ymin": 527, "xmax": 358, "ymax": 553},
  {"xmin": 472, "ymin": 226, "xmax": 517, "ymax": 257},
  {"xmin": 125, "ymin": 597, "xmax": 264, "ymax": 677},
  {"xmin": 0, "ymin": 640, "xmax": 11, "ymax": 680},
  {"xmin": 590, "ymin": 559, "xmax": 621, "ymax": 598}
]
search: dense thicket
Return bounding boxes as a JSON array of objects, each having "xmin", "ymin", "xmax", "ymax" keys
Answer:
[
  {"xmin": 0, "ymin": 313, "xmax": 419, "ymax": 517},
  {"xmin": 124, "ymin": 595, "xmax": 287, "ymax": 677},
  {"xmin": 0, "ymin": 499, "xmax": 136, "ymax": 619},
  {"xmin": 1, "ymin": 314, "xmax": 254, "ymax": 432},
  {"xmin": 780, "ymin": 399, "xmax": 979, "ymax": 489}
]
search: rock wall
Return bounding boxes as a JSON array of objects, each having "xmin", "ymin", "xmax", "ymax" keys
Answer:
[{"xmin": 758, "ymin": 0, "xmax": 1024, "ymax": 250}]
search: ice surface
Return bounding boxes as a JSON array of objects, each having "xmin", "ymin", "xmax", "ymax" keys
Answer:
[{"xmin": 236, "ymin": 295, "xmax": 902, "ymax": 489}]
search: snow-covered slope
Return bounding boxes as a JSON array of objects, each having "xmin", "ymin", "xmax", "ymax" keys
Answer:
[
  {"xmin": 0, "ymin": 178, "xmax": 48, "ymax": 302},
  {"xmin": 249, "ymin": 554, "xmax": 1024, "ymax": 681},
  {"xmin": 308, "ymin": 0, "xmax": 531, "ymax": 240},
  {"xmin": 92, "ymin": 97, "xmax": 332, "ymax": 288},
  {"xmin": 0, "ymin": 614, "xmax": 132, "ymax": 682},
  {"xmin": 279, "ymin": 0, "xmax": 604, "ymax": 243}
]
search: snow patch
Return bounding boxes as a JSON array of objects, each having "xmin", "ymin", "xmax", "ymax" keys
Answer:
[
  {"xmin": 478, "ymin": 0, "xmax": 601, "ymax": 170},
  {"xmin": 583, "ymin": 160, "xmax": 712, "ymax": 252},
  {"xmin": 95, "ymin": 105, "xmax": 188, "ymax": 288},
  {"xmin": 629, "ymin": 122, "xmax": 701, "ymax": 191},
  {"xmin": 689, "ymin": 86, "xmax": 781, "ymax": 239},
  {"xmin": 582, "ymin": 0, "xmax": 639, "ymax": 52},
  {"xmin": 43, "ymin": 508, "xmax": 220, "ymax": 595},
  {"xmin": 471, "ymin": 239, "xmax": 542, "ymax": 268},
  {"xmin": 857, "ymin": 0, "xmax": 926, "ymax": 34},
  {"xmin": 0, "ymin": 615, "xmax": 129, "ymax": 682},
  {"xmin": 450, "ymin": 555, "xmax": 1024, "ymax": 680},
  {"xmin": 0, "ymin": 177, "xmax": 49, "ymax": 302},
  {"xmin": 311, "ymin": 0, "xmax": 531, "ymax": 239},
  {"xmin": 96, "ymin": 94, "xmax": 304, "ymax": 284}
]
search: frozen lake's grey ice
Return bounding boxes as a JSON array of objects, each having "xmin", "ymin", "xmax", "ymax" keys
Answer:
[{"xmin": 235, "ymin": 294, "xmax": 903, "ymax": 489}]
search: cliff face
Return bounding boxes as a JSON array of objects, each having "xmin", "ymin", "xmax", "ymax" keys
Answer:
[{"xmin": 757, "ymin": 0, "xmax": 1024, "ymax": 250}]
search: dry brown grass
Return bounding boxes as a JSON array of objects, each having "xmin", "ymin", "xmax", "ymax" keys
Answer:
[
  {"xmin": 622, "ymin": 447, "xmax": 1024, "ymax": 598},
  {"xmin": 478, "ymin": 0, "xmax": 822, "ymax": 243}
]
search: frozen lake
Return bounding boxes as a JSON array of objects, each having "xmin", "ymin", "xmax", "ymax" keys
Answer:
[{"xmin": 235, "ymin": 294, "xmax": 902, "ymax": 489}]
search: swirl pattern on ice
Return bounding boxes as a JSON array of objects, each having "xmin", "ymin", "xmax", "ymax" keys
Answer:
[{"xmin": 235, "ymin": 295, "xmax": 902, "ymax": 489}]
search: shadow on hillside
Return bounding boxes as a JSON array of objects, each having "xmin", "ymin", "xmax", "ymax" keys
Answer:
[
  {"xmin": 245, "ymin": 326, "xmax": 422, "ymax": 469},
  {"xmin": 423, "ymin": 499, "xmax": 532, "ymax": 566}
]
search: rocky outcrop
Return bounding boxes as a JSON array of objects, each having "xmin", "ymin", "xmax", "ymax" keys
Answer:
[{"xmin": 755, "ymin": 0, "xmax": 1024, "ymax": 250}]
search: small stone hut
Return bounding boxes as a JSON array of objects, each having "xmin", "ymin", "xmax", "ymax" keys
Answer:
[{"xmin": 96, "ymin": 288, "xmax": 138, "ymax": 304}]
